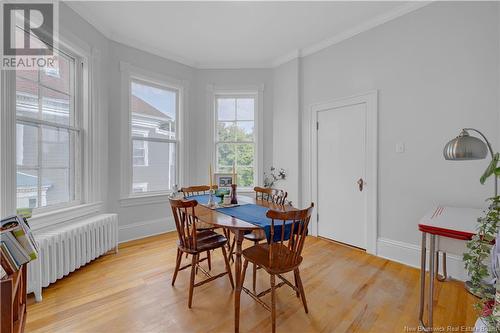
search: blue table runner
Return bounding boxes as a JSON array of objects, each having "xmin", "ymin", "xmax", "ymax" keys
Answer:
[{"xmin": 186, "ymin": 194, "xmax": 295, "ymax": 242}]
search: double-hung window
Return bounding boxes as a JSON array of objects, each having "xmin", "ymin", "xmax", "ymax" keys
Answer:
[
  {"xmin": 15, "ymin": 49, "xmax": 82, "ymax": 211},
  {"xmin": 215, "ymin": 95, "xmax": 256, "ymax": 188},
  {"xmin": 130, "ymin": 79, "xmax": 178, "ymax": 194}
]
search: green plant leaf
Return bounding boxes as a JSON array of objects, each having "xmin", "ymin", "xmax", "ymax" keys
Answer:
[{"xmin": 480, "ymin": 153, "xmax": 499, "ymax": 184}]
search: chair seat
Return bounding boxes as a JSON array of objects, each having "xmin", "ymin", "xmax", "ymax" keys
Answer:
[
  {"xmin": 178, "ymin": 231, "xmax": 228, "ymax": 253},
  {"xmin": 196, "ymin": 221, "xmax": 216, "ymax": 231},
  {"xmin": 243, "ymin": 229, "xmax": 266, "ymax": 242},
  {"xmin": 242, "ymin": 243, "xmax": 303, "ymax": 274}
]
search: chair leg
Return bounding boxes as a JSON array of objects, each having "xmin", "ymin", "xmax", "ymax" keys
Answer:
[
  {"xmin": 241, "ymin": 259, "xmax": 249, "ymax": 289},
  {"xmin": 221, "ymin": 246, "xmax": 234, "ymax": 288},
  {"xmin": 207, "ymin": 251, "xmax": 211, "ymax": 271},
  {"xmin": 293, "ymin": 270, "xmax": 300, "ymax": 298},
  {"xmin": 229, "ymin": 238, "xmax": 236, "ymax": 263},
  {"xmin": 270, "ymin": 274, "xmax": 276, "ymax": 333},
  {"xmin": 172, "ymin": 248, "xmax": 182, "ymax": 286},
  {"xmin": 252, "ymin": 240, "xmax": 258, "ymax": 292},
  {"xmin": 294, "ymin": 268, "xmax": 308, "ymax": 314},
  {"xmin": 188, "ymin": 254, "xmax": 199, "ymax": 308}
]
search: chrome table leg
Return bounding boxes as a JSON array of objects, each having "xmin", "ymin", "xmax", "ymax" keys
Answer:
[{"xmin": 419, "ymin": 232, "xmax": 428, "ymax": 330}]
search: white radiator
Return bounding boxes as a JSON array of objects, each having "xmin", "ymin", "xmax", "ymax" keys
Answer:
[{"xmin": 28, "ymin": 214, "xmax": 118, "ymax": 302}]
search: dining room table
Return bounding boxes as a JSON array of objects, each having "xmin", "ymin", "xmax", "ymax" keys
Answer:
[{"xmin": 190, "ymin": 194, "xmax": 297, "ymax": 333}]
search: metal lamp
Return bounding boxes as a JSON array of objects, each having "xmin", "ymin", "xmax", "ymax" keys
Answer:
[{"xmin": 443, "ymin": 128, "xmax": 497, "ymax": 196}]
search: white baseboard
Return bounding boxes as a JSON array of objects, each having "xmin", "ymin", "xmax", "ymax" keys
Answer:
[
  {"xmin": 118, "ymin": 217, "xmax": 175, "ymax": 243},
  {"xmin": 377, "ymin": 237, "xmax": 467, "ymax": 281}
]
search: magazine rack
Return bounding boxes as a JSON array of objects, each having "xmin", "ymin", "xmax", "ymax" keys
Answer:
[{"xmin": 1, "ymin": 257, "xmax": 27, "ymax": 333}]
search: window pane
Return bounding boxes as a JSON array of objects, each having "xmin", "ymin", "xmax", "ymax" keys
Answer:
[
  {"xmin": 236, "ymin": 144, "xmax": 254, "ymax": 166},
  {"xmin": 17, "ymin": 169, "xmax": 40, "ymax": 209},
  {"xmin": 132, "ymin": 141, "xmax": 176, "ymax": 193},
  {"xmin": 236, "ymin": 98, "xmax": 254, "ymax": 120},
  {"xmin": 42, "ymin": 126, "xmax": 71, "ymax": 168},
  {"xmin": 217, "ymin": 98, "xmax": 235, "ymax": 121},
  {"xmin": 40, "ymin": 53, "xmax": 72, "ymax": 95},
  {"xmin": 237, "ymin": 167, "xmax": 254, "ymax": 188},
  {"xmin": 42, "ymin": 168, "xmax": 71, "ymax": 206},
  {"xmin": 16, "ymin": 123, "xmax": 38, "ymax": 167},
  {"xmin": 17, "ymin": 69, "xmax": 38, "ymax": 82},
  {"xmin": 41, "ymin": 87, "xmax": 71, "ymax": 126},
  {"xmin": 217, "ymin": 143, "xmax": 235, "ymax": 170},
  {"xmin": 131, "ymin": 81, "xmax": 177, "ymax": 140},
  {"xmin": 235, "ymin": 121, "xmax": 254, "ymax": 142},
  {"xmin": 16, "ymin": 77, "xmax": 39, "ymax": 120},
  {"xmin": 217, "ymin": 122, "xmax": 236, "ymax": 141}
]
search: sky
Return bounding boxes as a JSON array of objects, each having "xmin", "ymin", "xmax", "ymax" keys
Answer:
[{"xmin": 131, "ymin": 81, "xmax": 176, "ymax": 118}]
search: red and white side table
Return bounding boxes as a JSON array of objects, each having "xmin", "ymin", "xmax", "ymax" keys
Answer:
[{"xmin": 418, "ymin": 206, "xmax": 481, "ymax": 331}]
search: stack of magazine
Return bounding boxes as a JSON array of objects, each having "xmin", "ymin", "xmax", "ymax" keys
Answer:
[{"xmin": 0, "ymin": 215, "xmax": 38, "ymax": 278}]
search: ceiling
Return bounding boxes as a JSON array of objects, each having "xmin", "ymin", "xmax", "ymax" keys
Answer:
[{"xmin": 65, "ymin": 1, "xmax": 428, "ymax": 69}]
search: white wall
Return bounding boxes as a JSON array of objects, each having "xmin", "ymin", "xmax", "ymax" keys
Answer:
[
  {"xmin": 273, "ymin": 59, "xmax": 300, "ymax": 204},
  {"xmin": 59, "ymin": 2, "xmax": 500, "ymax": 275},
  {"xmin": 271, "ymin": 2, "xmax": 500, "ymax": 278},
  {"xmin": 59, "ymin": 3, "xmax": 110, "ymax": 212},
  {"xmin": 190, "ymin": 68, "xmax": 274, "ymax": 186},
  {"xmin": 106, "ymin": 41, "xmax": 196, "ymax": 241}
]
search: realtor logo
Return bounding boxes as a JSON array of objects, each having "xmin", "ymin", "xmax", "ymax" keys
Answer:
[{"xmin": 1, "ymin": 1, "xmax": 58, "ymax": 70}]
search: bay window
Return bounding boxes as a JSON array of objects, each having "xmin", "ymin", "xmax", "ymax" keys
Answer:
[
  {"xmin": 215, "ymin": 95, "xmax": 257, "ymax": 188},
  {"xmin": 15, "ymin": 50, "xmax": 82, "ymax": 211},
  {"xmin": 129, "ymin": 79, "xmax": 178, "ymax": 194}
]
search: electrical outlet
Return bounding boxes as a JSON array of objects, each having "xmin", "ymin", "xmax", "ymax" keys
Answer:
[{"xmin": 396, "ymin": 142, "xmax": 405, "ymax": 153}]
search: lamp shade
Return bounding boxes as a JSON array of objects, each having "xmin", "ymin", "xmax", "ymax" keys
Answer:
[{"xmin": 443, "ymin": 130, "xmax": 488, "ymax": 160}]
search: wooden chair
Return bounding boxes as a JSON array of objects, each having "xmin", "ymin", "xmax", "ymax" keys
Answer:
[
  {"xmin": 182, "ymin": 184, "xmax": 236, "ymax": 250},
  {"xmin": 181, "ymin": 185, "xmax": 218, "ymax": 197},
  {"xmin": 239, "ymin": 204, "xmax": 314, "ymax": 333},
  {"xmin": 169, "ymin": 198, "xmax": 234, "ymax": 308},
  {"xmin": 230, "ymin": 187, "xmax": 289, "ymax": 292}
]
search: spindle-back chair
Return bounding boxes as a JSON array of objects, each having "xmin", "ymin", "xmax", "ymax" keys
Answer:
[
  {"xmin": 169, "ymin": 198, "xmax": 234, "ymax": 308},
  {"xmin": 240, "ymin": 204, "xmax": 314, "ymax": 333}
]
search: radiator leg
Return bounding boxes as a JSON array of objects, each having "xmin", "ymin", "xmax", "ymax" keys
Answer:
[{"xmin": 33, "ymin": 258, "xmax": 43, "ymax": 302}]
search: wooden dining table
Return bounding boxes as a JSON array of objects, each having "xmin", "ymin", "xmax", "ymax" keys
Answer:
[{"xmin": 193, "ymin": 195, "xmax": 296, "ymax": 333}]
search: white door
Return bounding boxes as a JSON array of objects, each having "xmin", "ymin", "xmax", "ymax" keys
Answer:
[{"xmin": 317, "ymin": 102, "xmax": 367, "ymax": 249}]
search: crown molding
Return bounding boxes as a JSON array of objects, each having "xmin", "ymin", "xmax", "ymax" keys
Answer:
[
  {"xmin": 273, "ymin": 1, "xmax": 432, "ymax": 67},
  {"xmin": 66, "ymin": 0, "xmax": 432, "ymax": 70}
]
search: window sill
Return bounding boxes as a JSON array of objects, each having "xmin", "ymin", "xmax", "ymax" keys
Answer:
[
  {"xmin": 119, "ymin": 192, "xmax": 172, "ymax": 207},
  {"xmin": 28, "ymin": 202, "xmax": 103, "ymax": 231}
]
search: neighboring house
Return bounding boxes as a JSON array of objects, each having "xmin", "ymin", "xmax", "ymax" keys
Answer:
[
  {"xmin": 16, "ymin": 172, "xmax": 51, "ymax": 209},
  {"xmin": 131, "ymin": 95, "xmax": 176, "ymax": 193}
]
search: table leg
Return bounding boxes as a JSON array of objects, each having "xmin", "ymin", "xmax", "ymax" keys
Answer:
[
  {"xmin": 428, "ymin": 234, "xmax": 436, "ymax": 329},
  {"xmin": 234, "ymin": 230, "xmax": 245, "ymax": 333},
  {"xmin": 418, "ymin": 232, "xmax": 427, "ymax": 329},
  {"xmin": 436, "ymin": 251, "xmax": 449, "ymax": 282}
]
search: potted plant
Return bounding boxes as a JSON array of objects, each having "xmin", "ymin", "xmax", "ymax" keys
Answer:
[
  {"xmin": 464, "ymin": 153, "xmax": 500, "ymax": 330},
  {"xmin": 263, "ymin": 166, "xmax": 286, "ymax": 188}
]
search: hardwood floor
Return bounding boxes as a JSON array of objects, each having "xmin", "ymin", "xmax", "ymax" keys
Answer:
[{"xmin": 26, "ymin": 232, "xmax": 477, "ymax": 332}]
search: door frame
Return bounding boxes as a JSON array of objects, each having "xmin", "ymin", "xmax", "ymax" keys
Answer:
[{"xmin": 310, "ymin": 90, "xmax": 378, "ymax": 254}]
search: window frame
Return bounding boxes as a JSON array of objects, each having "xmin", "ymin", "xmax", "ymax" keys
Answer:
[
  {"xmin": 119, "ymin": 62, "xmax": 187, "ymax": 203},
  {"xmin": 214, "ymin": 94, "xmax": 257, "ymax": 189},
  {"xmin": 208, "ymin": 85, "xmax": 264, "ymax": 192},
  {"xmin": 14, "ymin": 46, "xmax": 84, "ymax": 214},
  {"xmin": 1, "ymin": 33, "xmax": 104, "ymax": 229}
]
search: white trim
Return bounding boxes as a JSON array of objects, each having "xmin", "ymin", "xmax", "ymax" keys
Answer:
[
  {"xmin": 0, "ymin": 70, "xmax": 16, "ymax": 217},
  {"xmin": 119, "ymin": 193, "xmax": 171, "ymax": 207},
  {"xmin": 119, "ymin": 61, "xmax": 188, "ymax": 199},
  {"xmin": 28, "ymin": 202, "xmax": 103, "ymax": 231},
  {"xmin": 207, "ymin": 84, "xmax": 264, "ymax": 188},
  {"xmin": 1, "ymin": 32, "xmax": 103, "ymax": 227},
  {"xmin": 294, "ymin": 2, "xmax": 431, "ymax": 63},
  {"xmin": 118, "ymin": 217, "xmax": 175, "ymax": 243},
  {"xmin": 310, "ymin": 90, "xmax": 378, "ymax": 255},
  {"xmin": 68, "ymin": 1, "xmax": 430, "ymax": 69},
  {"xmin": 377, "ymin": 237, "xmax": 467, "ymax": 281}
]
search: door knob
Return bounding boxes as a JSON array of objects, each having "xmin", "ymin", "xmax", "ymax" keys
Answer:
[{"xmin": 357, "ymin": 178, "xmax": 364, "ymax": 192}]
